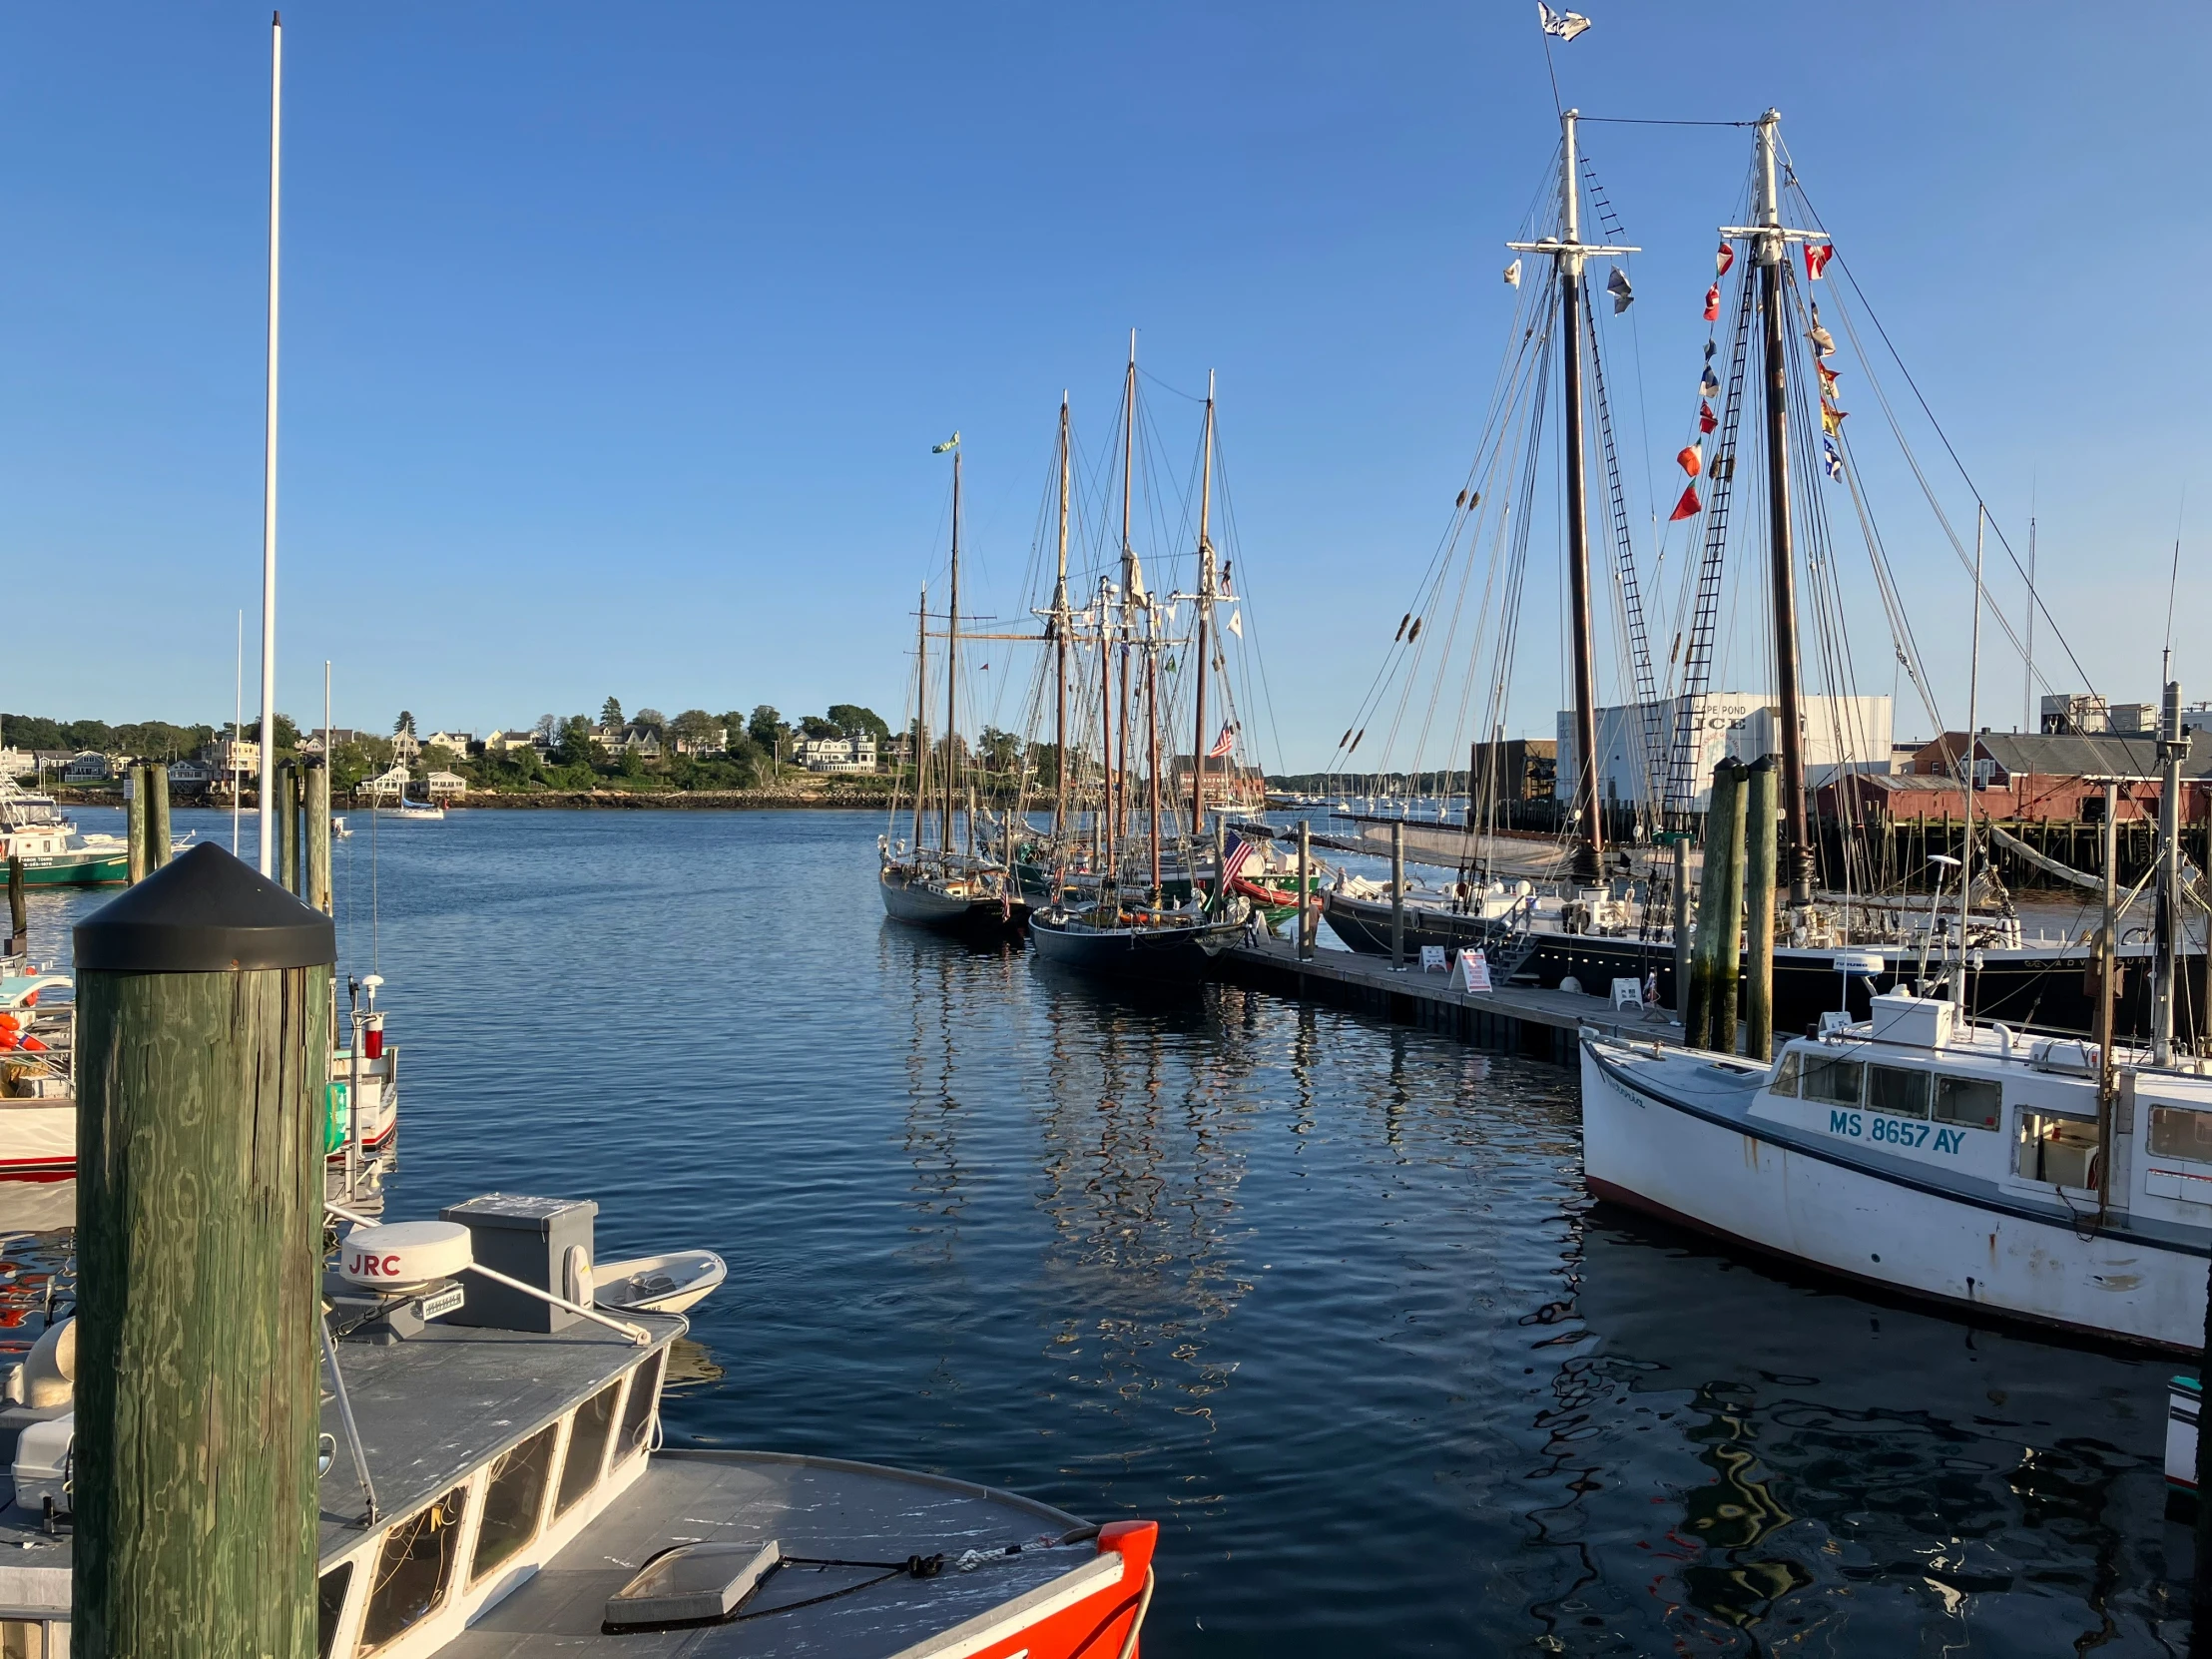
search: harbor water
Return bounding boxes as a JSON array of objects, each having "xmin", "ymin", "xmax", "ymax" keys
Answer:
[{"xmin": 13, "ymin": 808, "xmax": 2195, "ymax": 1653}]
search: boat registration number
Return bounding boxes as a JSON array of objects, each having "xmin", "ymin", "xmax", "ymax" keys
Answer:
[{"xmin": 1828, "ymin": 1110, "xmax": 1967, "ymax": 1156}]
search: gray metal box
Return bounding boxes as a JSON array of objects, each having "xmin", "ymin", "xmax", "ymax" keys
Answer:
[{"xmin": 438, "ymin": 1193, "xmax": 598, "ymax": 1333}]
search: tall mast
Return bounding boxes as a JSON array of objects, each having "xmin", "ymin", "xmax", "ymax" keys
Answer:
[
  {"xmin": 1190, "ymin": 373, "xmax": 1216, "ymax": 837},
  {"xmin": 1956, "ymin": 505, "xmax": 1983, "ymax": 1006},
  {"xmin": 1508, "ymin": 111, "xmax": 1634, "ymax": 885},
  {"xmin": 258, "ymin": 11, "xmax": 282, "ymax": 874},
  {"xmin": 1053, "ymin": 395, "xmax": 1072, "ymax": 839},
  {"xmin": 1146, "ymin": 607, "xmax": 1163, "ymax": 895},
  {"xmin": 1118, "ymin": 331, "xmax": 1137, "ymax": 848},
  {"xmin": 1753, "ymin": 110, "xmax": 1811, "ymax": 904},
  {"xmin": 942, "ymin": 450, "xmax": 960, "ymax": 854},
  {"xmin": 2154, "ymin": 677, "xmax": 2188, "ymax": 1065},
  {"xmin": 913, "ymin": 585, "xmax": 928, "ymax": 853},
  {"xmin": 1096, "ymin": 577, "xmax": 1114, "ymax": 871}
]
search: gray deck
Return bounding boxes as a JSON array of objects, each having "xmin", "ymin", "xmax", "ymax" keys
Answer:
[
  {"xmin": 318, "ymin": 1312, "xmax": 688, "ymax": 1554},
  {"xmin": 442, "ymin": 1449, "xmax": 1106, "ymax": 1657}
]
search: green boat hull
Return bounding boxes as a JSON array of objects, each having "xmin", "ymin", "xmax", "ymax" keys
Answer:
[{"xmin": 19, "ymin": 849, "xmax": 128, "ymax": 886}]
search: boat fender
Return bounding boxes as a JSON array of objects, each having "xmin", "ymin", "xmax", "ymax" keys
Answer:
[
  {"xmin": 24, "ymin": 1318, "xmax": 73, "ymax": 1408},
  {"xmin": 562, "ymin": 1245, "xmax": 594, "ymax": 1309}
]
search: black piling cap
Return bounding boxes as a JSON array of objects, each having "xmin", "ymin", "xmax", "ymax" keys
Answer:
[{"xmin": 75, "ymin": 842, "xmax": 336, "ymax": 972}]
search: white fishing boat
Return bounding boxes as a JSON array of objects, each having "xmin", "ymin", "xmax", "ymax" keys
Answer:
[{"xmin": 592, "ymin": 1249, "xmax": 728, "ymax": 1316}]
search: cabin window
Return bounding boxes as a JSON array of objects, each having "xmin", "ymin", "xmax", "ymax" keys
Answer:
[
  {"xmin": 1769, "ymin": 1053, "xmax": 1800, "ymax": 1097},
  {"xmin": 2017, "ymin": 1112, "xmax": 2099, "ymax": 1189},
  {"xmin": 555, "ymin": 1380, "xmax": 623, "ymax": 1517},
  {"xmin": 1933, "ymin": 1074, "xmax": 2002, "ymax": 1131},
  {"xmin": 2149, "ymin": 1105, "xmax": 2212, "ymax": 1164},
  {"xmin": 1799, "ymin": 1054, "xmax": 1863, "ymax": 1107},
  {"xmin": 0, "ymin": 1622, "xmax": 47, "ymax": 1658},
  {"xmin": 316, "ymin": 1562, "xmax": 354, "ymax": 1659},
  {"xmin": 619, "ymin": 1351, "xmax": 666, "ymax": 1461},
  {"xmin": 470, "ymin": 1421, "xmax": 561, "ymax": 1585},
  {"xmin": 359, "ymin": 1485, "xmax": 468, "ymax": 1653},
  {"xmin": 1866, "ymin": 1065, "xmax": 1930, "ymax": 1120}
]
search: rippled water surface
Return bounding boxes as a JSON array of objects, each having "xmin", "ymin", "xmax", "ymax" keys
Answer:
[{"xmin": 18, "ymin": 808, "xmax": 2195, "ymax": 1654}]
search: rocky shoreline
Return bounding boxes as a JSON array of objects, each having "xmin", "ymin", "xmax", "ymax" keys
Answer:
[{"xmin": 48, "ymin": 786, "xmax": 894, "ymax": 812}]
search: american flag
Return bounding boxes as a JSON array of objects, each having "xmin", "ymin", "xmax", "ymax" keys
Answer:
[
  {"xmin": 1207, "ymin": 722, "xmax": 1237, "ymax": 760},
  {"xmin": 1221, "ymin": 831, "xmax": 1257, "ymax": 883}
]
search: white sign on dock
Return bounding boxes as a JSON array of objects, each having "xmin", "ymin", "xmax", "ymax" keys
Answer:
[
  {"xmin": 1420, "ymin": 946, "xmax": 1446, "ymax": 972},
  {"xmin": 1453, "ymin": 949, "xmax": 1492, "ymax": 993}
]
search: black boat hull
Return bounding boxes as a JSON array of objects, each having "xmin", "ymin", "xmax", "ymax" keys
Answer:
[
  {"xmin": 1027, "ymin": 915, "xmax": 1224, "ymax": 982},
  {"xmin": 1322, "ymin": 891, "xmax": 2195, "ymax": 1040}
]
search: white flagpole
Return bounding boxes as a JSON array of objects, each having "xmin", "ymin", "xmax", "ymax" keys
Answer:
[
  {"xmin": 233, "ymin": 609, "xmax": 244, "ymax": 854},
  {"xmin": 257, "ymin": 11, "xmax": 282, "ymax": 873}
]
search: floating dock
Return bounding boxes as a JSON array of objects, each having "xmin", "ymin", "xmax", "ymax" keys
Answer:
[{"xmin": 1215, "ymin": 934, "xmax": 1689, "ymax": 1067}]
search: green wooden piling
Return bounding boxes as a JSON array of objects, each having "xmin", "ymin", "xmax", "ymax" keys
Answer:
[
  {"xmin": 125, "ymin": 768, "xmax": 149, "ymax": 886},
  {"xmin": 277, "ymin": 763, "xmax": 299, "ymax": 894},
  {"xmin": 1685, "ymin": 763, "xmax": 1740, "ymax": 1049},
  {"xmin": 1743, "ymin": 759, "xmax": 1778, "ymax": 1061},
  {"xmin": 305, "ymin": 763, "xmax": 332, "ymax": 915},
  {"xmin": 144, "ymin": 763, "xmax": 172, "ymax": 873},
  {"xmin": 1710, "ymin": 762, "xmax": 1750, "ymax": 1054},
  {"xmin": 71, "ymin": 842, "xmax": 334, "ymax": 1659}
]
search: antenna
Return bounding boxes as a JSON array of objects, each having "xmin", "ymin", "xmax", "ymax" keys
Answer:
[{"xmin": 257, "ymin": 12, "xmax": 282, "ymax": 872}]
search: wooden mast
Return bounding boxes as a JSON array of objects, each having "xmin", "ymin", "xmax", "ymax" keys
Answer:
[
  {"xmin": 1508, "ymin": 111, "xmax": 1634, "ymax": 885},
  {"xmin": 1190, "ymin": 372, "xmax": 1217, "ymax": 838},
  {"xmin": 1096, "ymin": 577, "xmax": 1113, "ymax": 875},
  {"xmin": 1117, "ymin": 332, "xmax": 1137, "ymax": 851},
  {"xmin": 1053, "ymin": 395, "xmax": 1072, "ymax": 839},
  {"xmin": 913, "ymin": 585, "xmax": 928, "ymax": 854},
  {"xmin": 1753, "ymin": 109, "xmax": 1812, "ymax": 905},
  {"xmin": 943, "ymin": 449, "xmax": 961, "ymax": 855},
  {"xmin": 1146, "ymin": 605, "xmax": 1163, "ymax": 896}
]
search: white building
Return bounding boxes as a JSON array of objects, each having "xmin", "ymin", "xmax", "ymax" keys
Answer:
[
  {"xmin": 1557, "ymin": 692, "xmax": 1893, "ymax": 815},
  {"xmin": 421, "ymin": 731, "xmax": 476, "ymax": 758},
  {"xmin": 362, "ymin": 763, "xmax": 412, "ymax": 802},
  {"xmin": 798, "ymin": 735, "xmax": 876, "ymax": 774},
  {"xmin": 424, "ymin": 770, "xmax": 469, "ymax": 800},
  {"xmin": 0, "ymin": 749, "xmax": 32, "ymax": 780}
]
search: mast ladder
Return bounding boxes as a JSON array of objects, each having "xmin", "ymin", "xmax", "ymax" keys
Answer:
[{"xmin": 1581, "ymin": 282, "xmax": 1663, "ymax": 829}]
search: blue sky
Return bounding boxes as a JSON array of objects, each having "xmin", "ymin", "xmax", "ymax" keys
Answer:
[{"xmin": 3, "ymin": 2, "xmax": 2204, "ymax": 769}]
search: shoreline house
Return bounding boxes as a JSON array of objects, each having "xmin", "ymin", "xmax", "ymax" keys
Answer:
[
  {"xmin": 61, "ymin": 752, "xmax": 117, "ymax": 785},
  {"xmin": 425, "ymin": 770, "xmax": 469, "ymax": 802},
  {"xmin": 591, "ymin": 722, "xmax": 664, "ymax": 760},
  {"xmin": 798, "ymin": 734, "xmax": 876, "ymax": 774},
  {"xmin": 1167, "ymin": 754, "xmax": 1266, "ymax": 812},
  {"xmin": 421, "ymin": 731, "xmax": 477, "ymax": 760},
  {"xmin": 482, "ymin": 729, "xmax": 547, "ymax": 756},
  {"xmin": 0, "ymin": 748, "xmax": 31, "ymax": 781},
  {"xmin": 361, "ymin": 763, "xmax": 413, "ymax": 804}
]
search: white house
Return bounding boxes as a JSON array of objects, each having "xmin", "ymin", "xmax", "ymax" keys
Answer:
[
  {"xmin": 482, "ymin": 730, "xmax": 544, "ymax": 755},
  {"xmin": 0, "ymin": 749, "xmax": 32, "ymax": 781},
  {"xmin": 424, "ymin": 770, "xmax": 469, "ymax": 800},
  {"xmin": 362, "ymin": 763, "xmax": 412, "ymax": 802},
  {"xmin": 421, "ymin": 731, "xmax": 476, "ymax": 758},
  {"xmin": 390, "ymin": 731, "xmax": 422, "ymax": 765},
  {"xmin": 62, "ymin": 752, "xmax": 117, "ymax": 783},
  {"xmin": 799, "ymin": 735, "xmax": 877, "ymax": 774}
]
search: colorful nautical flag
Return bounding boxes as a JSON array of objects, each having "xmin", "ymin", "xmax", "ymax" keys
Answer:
[
  {"xmin": 1822, "ymin": 438, "xmax": 1845, "ymax": 481},
  {"xmin": 1208, "ymin": 722, "xmax": 1238, "ymax": 759},
  {"xmin": 1669, "ymin": 483, "xmax": 1703, "ymax": 521},
  {"xmin": 1702, "ymin": 283, "xmax": 1721, "ymax": 322},
  {"xmin": 1228, "ymin": 609, "xmax": 1244, "ymax": 638},
  {"xmin": 1699, "ymin": 400, "xmax": 1718, "ymax": 434},
  {"xmin": 1222, "ymin": 831, "xmax": 1258, "ymax": 883},
  {"xmin": 1699, "ymin": 365, "xmax": 1721, "ymax": 401},
  {"xmin": 1504, "ymin": 259, "xmax": 1522, "ymax": 287},
  {"xmin": 1607, "ymin": 266, "xmax": 1634, "ymax": 313},
  {"xmin": 1816, "ymin": 358, "xmax": 1840, "ymax": 397},
  {"xmin": 1821, "ymin": 401, "xmax": 1848, "ymax": 436},
  {"xmin": 1535, "ymin": 2, "xmax": 1591, "ymax": 39},
  {"xmin": 1805, "ymin": 243, "xmax": 1836, "ymax": 279},
  {"xmin": 1676, "ymin": 442, "xmax": 1703, "ymax": 478},
  {"xmin": 1715, "ymin": 242, "xmax": 1735, "ymax": 277},
  {"xmin": 931, "ymin": 431, "xmax": 960, "ymax": 453}
]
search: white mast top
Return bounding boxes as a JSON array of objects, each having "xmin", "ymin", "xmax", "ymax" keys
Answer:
[
  {"xmin": 258, "ymin": 11, "xmax": 282, "ymax": 873},
  {"xmin": 1508, "ymin": 107, "xmax": 1636, "ymax": 272}
]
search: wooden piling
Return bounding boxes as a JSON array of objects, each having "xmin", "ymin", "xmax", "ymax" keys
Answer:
[
  {"xmin": 125, "ymin": 768, "xmax": 149, "ymax": 886},
  {"xmin": 71, "ymin": 841, "xmax": 335, "ymax": 1659},
  {"xmin": 305, "ymin": 763, "xmax": 332, "ymax": 915},
  {"xmin": 1390, "ymin": 820, "xmax": 1405, "ymax": 969},
  {"xmin": 1685, "ymin": 763, "xmax": 1740, "ymax": 1049},
  {"xmin": 1297, "ymin": 821, "xmax": 1313, "ymax": 961},
  {"xmin": 5, "ymin": 855, "xmax": 23, "ymax": 957},
  {"xmin": 1743, "ymin": 758, "xmax": 1778, "ymax": 1061},
  {"xmin": 277, "ymin": 762, "xmax": 299, "ymax": 894},
  {"xmin": 1670, "ymin": 836, "xmax": 1691, "ymax": 1024},
  {"xmin": 145, "ymin": 763, "xmax": 172, "ymax": 873},
  {"xmin": 1711, "ymin": 762, "xmax": 1750, "ymax": 1054}
]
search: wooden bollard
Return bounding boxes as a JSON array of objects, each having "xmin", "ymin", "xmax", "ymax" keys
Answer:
[
  {"xmin": 305, "ymin": 763, "xmax": 332, "ymax": 915},
  {"xmin": 1742, "ymin": 758, "xmax": 1778, "ymax": 1061},
  {"xmin": 145, "ymin": 763, "xmax": 172, "ymax": 873},
  {"xmin": 72, "ymin": 841, "xmax": 334, "ymax": 1658},
  {"xmin": 1710, "ymin": 761, "xmax": 1750, "ymax": 1054},
  {"xmin": 1684, "ymin": 763, "xmax": 1740, "ymax": 1049},
  {"xmin": 125, "ymin": 768, "xmax": 148, "ymax": 886}
]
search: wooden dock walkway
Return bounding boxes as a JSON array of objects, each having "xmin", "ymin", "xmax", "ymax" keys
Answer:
[{"xmin": 1214, "ymin": 935, "xmax": 1690, "ymax": 1068}]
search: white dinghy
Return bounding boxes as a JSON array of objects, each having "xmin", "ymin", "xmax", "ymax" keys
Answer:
[{"xmin": 592, "ymin": 1250, "xmax": 727, "ymax": 1316}]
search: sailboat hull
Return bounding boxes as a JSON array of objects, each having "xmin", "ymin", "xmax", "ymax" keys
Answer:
[
  {"xmin": 1324, "ymin": 890, "xmax": 2196, "ymax": 1040},
  {"xmin": 1027, "ymin": 914, "xmax": 1226, "ymax": 981},
  {"xmin": 879, "ymin": 867, "xmax": 1024, "ymax": 935}
]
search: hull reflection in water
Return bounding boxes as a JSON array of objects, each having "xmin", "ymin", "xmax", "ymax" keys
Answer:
[{"xmin": 1563, "ymin": 1211, "xmax": 2177, "ymax": 1649}]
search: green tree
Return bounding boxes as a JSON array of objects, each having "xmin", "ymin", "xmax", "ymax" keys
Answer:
[
  {"xmin": 556, "ymin": 715, "xmax": 598, "ymax": 770},
  {"xmin": 393, "ymin": 710, "xmax": 416, "ymax": 738},
  {"xmin": 668, "ymin": 710, "xmax": 722, "ymax": 753},
  {"xmin": 826, "ymin": 704, "xmax": 891, "ymax": 747},
  {"xmin": 600, "ymin": 697, "xmax": 624, "ymax": 730},
  {"xmin": 977, "ymin": 726, "xmax": 1020, "ymax": 775},
  {"xmin": 748, "ymin": 706, "xmax": 789, "ymax": 757},
  {"xmin": 633, "ymin": 707, "xmax": 665, "ymax": 730},
  {"xmin": 799, "ymin": 715, "xmax": 838, "ymax": 740}
]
